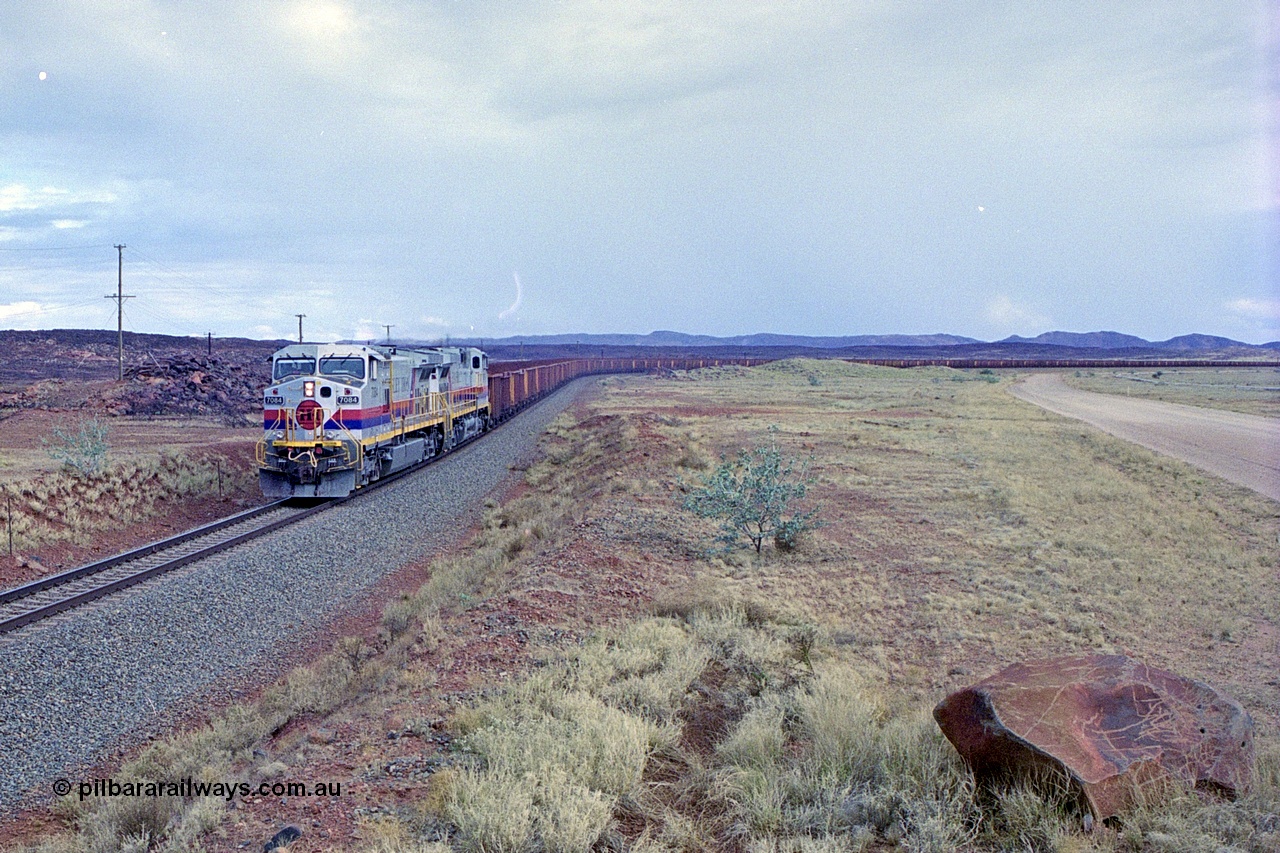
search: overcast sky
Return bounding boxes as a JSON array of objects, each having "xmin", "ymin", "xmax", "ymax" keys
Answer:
[{"xmin": 1, "ymin": 1, "xmax": 1275, "ymax": 344}]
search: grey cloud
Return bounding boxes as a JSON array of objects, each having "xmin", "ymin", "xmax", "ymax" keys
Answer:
[{"xmin": 0, "ymin": 0, "xmax": 1271, "ymax": 342}]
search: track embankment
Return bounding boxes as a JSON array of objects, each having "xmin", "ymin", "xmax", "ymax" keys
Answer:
[
  {"xmin": 0, "ymin": 378, "xmax": 593, "ymax": 812},
  {"xmin": 1009, "ymin": 372, "xmax": 1280, "ymax": 502}
]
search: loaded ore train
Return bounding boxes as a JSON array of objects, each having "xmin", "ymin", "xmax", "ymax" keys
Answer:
[
  {"xmin": 256, "ymin": 342, "xmax": 1274, "ymax": 498},
  {"xmin": 256, "ymin": 343, "xmax": 763, "ymax": 498}
]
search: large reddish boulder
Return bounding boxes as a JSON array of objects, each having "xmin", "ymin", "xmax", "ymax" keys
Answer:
[{"xmin": 934, "ymin": 654, "xmax": 1254, "ymax": 819}]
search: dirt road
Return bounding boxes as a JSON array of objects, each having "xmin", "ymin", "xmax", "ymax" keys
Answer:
[{"xmin": 1010, "ymin": 372, "xmax": 1280, "ymax": 502}]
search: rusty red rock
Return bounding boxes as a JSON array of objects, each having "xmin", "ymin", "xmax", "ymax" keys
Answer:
[{"xmin": 934, "ymin": 654, "xmax": 1254, "ymax": 818}]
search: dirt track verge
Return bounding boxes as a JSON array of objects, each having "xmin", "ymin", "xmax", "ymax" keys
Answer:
[{"xmin": 1010, "ymin": 372, "xmax": 1280, "ymax": 502}]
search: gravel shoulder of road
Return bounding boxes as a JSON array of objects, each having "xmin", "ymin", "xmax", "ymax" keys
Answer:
[
  {"xmin": 1009, "ymin": 372, "xmax": 1280, "ymax": 502},
  {"xmin": 0, "ymin": 379, "xmax": 593, "ymax": 812}
]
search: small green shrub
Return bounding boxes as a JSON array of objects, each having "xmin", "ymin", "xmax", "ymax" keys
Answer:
[
  {"xmin": 382, "ymin": 595, "xmax": 417, "ymax": 639},
  {"xmin": 42, "ymin": 418, "xmax": 110, "ymax": 477},
  {"xmin": 682, "ymin": 437, "xmax": 821, "ymax": 554}
]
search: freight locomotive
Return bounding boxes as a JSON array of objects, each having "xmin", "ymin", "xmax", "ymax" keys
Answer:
[{"xmin": 257, "ymin": 343, "xmax": 490, "ymax": 497}]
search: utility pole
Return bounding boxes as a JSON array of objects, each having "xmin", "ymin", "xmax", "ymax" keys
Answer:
[
  {"xmin": 384, "ymin": 324, "xmax": 394, "ymax": 343},
  {"xmin": 206, "ymin": 331, "xmax": 214, "ymax": 356},
  {"xmin": 295, "ymin": 314, "xmax": 306, "ymax": 344},
  {"xmin": 104, "ymin": 244, "xmax": 133, "ymax": 381}
]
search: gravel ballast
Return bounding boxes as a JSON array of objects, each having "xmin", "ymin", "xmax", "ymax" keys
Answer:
[{"xmin": 0, "ymin": 380, "xmax": 591, "ymax": 810}]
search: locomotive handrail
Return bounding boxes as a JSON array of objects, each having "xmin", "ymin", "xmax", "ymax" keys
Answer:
[{"xmin": 331, "ymin": 416, "xmax": 361, "ymax": 467}]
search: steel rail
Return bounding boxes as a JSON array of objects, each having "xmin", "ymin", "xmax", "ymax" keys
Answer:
[
  {"xmin": 0, "ymin": 503, "xmax": 328, "ymax": 635},
  {"xmin": 0, "ymin": 500, "xmax": 293, "ymax": 607}
]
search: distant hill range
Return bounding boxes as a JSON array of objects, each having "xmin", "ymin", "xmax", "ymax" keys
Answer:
[
  {"xmin": 446, "ymin": 330, "xmax": 1279, "ymax": 354},
  {"xmin": 995, "ymin": 331, "xmax": 1278, "ymax": 351}
]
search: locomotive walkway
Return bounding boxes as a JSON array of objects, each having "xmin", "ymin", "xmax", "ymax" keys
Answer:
[{"xmin": 1010, "ymin": 372, "xmax": 1280, "ymax": 502}]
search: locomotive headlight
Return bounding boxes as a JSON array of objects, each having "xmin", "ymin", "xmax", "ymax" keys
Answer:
[{"xmin": 303, "ymin": 380, "xmax": 315, "ymax": 398}]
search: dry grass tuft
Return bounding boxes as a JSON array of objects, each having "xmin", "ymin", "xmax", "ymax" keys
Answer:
[
  {"xmin": 1, "ymin": 450, "xmax": 253, "ymax": 555},
  {"xmin": 408, "ymin": 591, "xmax": 1280, "ymax": 852},
  {"xmin": 408, "ymin": 596, "xmax": 981, "ymax": 851}
]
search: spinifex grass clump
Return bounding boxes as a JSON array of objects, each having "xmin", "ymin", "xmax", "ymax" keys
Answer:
[
  {"xmin": 403, "ymin": 590, "xmax": 989, "ymax": 853},
  {"xmin": 2, "ymin": 452, "xmax": 243, "ymax": 554},
  {"xmin": 682, "ymin": 435, "xmax": 821, "ymax": 554}
]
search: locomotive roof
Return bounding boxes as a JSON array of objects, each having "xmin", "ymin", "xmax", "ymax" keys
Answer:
[{"xmin": 269, "ymin": 343, "xmax": 485, "ymax": 363}]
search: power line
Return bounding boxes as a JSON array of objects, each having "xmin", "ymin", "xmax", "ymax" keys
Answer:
[
  {"xmin": 125, "ymin": 246, "xmax": 213, "ymax": 289},
  {"xmin": 125, "ymin": 245, "xmax": 294, "ymax": 312},
  {"xmin": 125, "ymin": 245, "xmax": 248, "ymax": 302},
  {"xmin": 0, "ymin": 243, "xmax": 115, "ymax": 253},
  {"xmin": 124, "ymin": 300, "xmax": 202, "ymax": 334},
  {"xmin": 0, "ymin": 297, "xmax": 107, "ymax": 321}
]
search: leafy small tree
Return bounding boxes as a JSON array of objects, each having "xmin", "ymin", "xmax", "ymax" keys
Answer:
[
  {"xmin": 682, "ymin": 438, "xmax": 820, "ymax": 553},
  {"xmin": 43, "ymin": 417, "xmax": 111, "ymax": 477}
]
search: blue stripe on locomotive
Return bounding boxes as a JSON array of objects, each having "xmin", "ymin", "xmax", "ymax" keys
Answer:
[{"xmin": 263, "ymin": 388, "xmax": 488, "ymax": 431}]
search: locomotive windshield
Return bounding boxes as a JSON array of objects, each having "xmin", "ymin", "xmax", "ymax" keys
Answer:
[
  {"xmin": 319, "ymin": 356, "xmax": 366, "ymax": 380},
  {"xmin": 273, "ymin": 358, "xmax": 315, "ymax": 381}
]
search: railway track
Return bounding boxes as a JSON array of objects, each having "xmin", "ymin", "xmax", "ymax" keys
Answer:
[
  {"xmin": 0, "ymin": 501, "xmax": 327, "ymax": 636},
  {"xmin": 0, "ymin": 379, "xmax": 566, "ymax": 638}
]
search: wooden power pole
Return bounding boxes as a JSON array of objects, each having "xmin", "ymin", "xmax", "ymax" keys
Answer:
[
  {"xmin": 104, "ymin": 244, "xmax": 133, "ymax": 381},
  {"xmin": 295, "ymin": 314, "xmax": 306, "ymax": 344}
]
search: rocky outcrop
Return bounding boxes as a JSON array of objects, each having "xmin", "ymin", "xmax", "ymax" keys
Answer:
[
  {"xmin": 108, "ymin": 354, "xmax": 269, "ymax": 420},
  {"xmin": 934, "ymin": 654, "xmax": 1254, "ymax": 819}
]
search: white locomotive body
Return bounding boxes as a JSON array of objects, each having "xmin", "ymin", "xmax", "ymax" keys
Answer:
[{"xmin": 257, "ymin": 343, "xmax": 489, "ymax": 498}]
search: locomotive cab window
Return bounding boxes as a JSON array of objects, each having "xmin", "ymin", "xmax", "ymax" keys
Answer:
[
  {"xmin": 472, "ymin": 355, "xmax": 481, "ymax": 369},
  {"xmin": 273, "ymin": 358, "xmax": 315, "ymax": 381},
  {"xmin": 319, "ymin": 356, "xmax": 366, "ymax": 381}
]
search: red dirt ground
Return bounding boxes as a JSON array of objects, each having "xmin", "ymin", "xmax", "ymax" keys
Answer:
[
  {"xmin": 11, "ymin": 376, "xmax": 1272, "ymax": 850},
  {"xmin": 0, "ymin": 391, "xmax": 698, "ymax": 851},
  {"xmin": 0, "ymin": 406, "xmax": 263, "ymax": 587}
]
